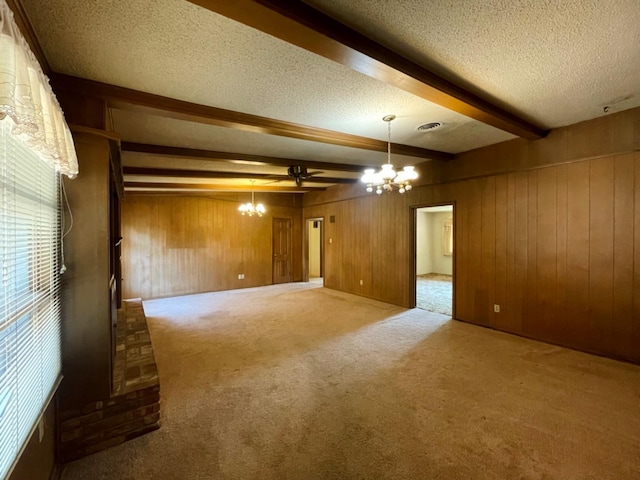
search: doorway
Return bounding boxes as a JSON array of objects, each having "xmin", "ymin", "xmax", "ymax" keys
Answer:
[
  {"xmin": 305, "ymin": 217, "xmax": 324, "ymax": 284},
  {"xmin": 272, "ymin": 217, "xmax": 292, "ymax": 284},
  {"xmin": 414, "ymin": 204, "xmax": 454, "ymax": 316}
]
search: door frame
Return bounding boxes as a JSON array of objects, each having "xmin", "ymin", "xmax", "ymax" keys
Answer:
[
  {"xmin": 410, "ymin": 202, "xmax": 456, "ymax": 318},
  {"xmin": 303, "ymin": 216, "xmax": 324, "ymax": 283}
]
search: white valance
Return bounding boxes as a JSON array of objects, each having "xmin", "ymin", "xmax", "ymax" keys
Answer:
[{"xmin": 0, "ymin": 0, "xmax": 78, "ymax": 178}]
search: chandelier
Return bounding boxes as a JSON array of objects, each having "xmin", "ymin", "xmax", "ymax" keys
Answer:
[
  {"xmin": 361, "ymin": 115, "xmax": 418, "ymax": 194},
  {"xmin": 238, "ymin": 181, "xmax": 266, "ymax": 217}
]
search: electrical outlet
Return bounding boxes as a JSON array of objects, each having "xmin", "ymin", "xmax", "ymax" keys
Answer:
[
  {"xmin": 238, "ymin": 274, "xmax": 245, "ymax": 280},
  {"xmin": 359, "ymin": 279, "xmax": 363, "ymax": 285},
  {"xmin": 494, "ymin": 304, "xmax": 500, "ymax": 313}
]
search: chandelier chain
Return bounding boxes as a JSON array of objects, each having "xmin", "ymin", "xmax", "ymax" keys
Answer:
[{"xmin": 387, "ymin": 120, "xmax": 391, "ymax": 162}]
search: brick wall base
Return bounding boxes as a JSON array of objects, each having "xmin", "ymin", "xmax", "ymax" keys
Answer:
[
  {"xmin": 58, "ymin": 386, "xmax": 160, "ymax": 462},
  {"xmin": 59, "ymin": 299, "xmax": 160, "ymax": 463}
]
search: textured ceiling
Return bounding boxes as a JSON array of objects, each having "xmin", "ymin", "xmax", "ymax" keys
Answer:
[
  {"xmin": 18, "ymin": 0, "xmax": 640, "ymax": 193},
  {"xmin": 20, "ymin": 0, "xmax": 511, "ymax": 150},
  {"xmin": 306, "ymin": 0, "xmax": 640, "ymax": 127},
  {"xmin": 112, "ymin": 109, "xmax": 451, "ymax": 168}
]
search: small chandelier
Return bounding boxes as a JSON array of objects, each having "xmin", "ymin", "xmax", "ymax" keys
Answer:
[
  {"xmin": 361, "ymin": 114, "xmax": 418, "ymax": 194},
  {"xmin": 238, "ymin": 181, "xmax": 266, "ymax": 217}
]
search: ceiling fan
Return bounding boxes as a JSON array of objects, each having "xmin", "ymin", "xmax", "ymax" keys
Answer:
[{"xmin": 287, "ymin": 166, "xmax": 323, "ymax": 186}]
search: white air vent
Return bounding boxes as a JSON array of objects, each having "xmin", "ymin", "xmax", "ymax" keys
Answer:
[{"xmin": 417, "ymin": 122, "xmax": 443, "ymax": 132}]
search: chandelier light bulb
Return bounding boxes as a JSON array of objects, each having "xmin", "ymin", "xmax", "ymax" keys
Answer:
[
  {"xmin": 239, "ymin": 182, "xmax": 266, "ymax": 217},
  {"xmin": 360, "ymin": 115, "xmax": 419, "ymax": 195}
]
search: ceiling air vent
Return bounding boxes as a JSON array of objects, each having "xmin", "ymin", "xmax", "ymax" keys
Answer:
[{"xmin": 417, "ymin": 122, "xmax": 442, "ymax": 132}]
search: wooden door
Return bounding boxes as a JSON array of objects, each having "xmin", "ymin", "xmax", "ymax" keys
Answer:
[{"xmin": 273, "ymin": 218, "xmax": 292, "ymax": 284}]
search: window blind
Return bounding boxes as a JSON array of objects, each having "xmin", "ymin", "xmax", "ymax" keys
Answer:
[{"xmin": 0, "ymin": 119, "xmax": 62, "ymax": 479}]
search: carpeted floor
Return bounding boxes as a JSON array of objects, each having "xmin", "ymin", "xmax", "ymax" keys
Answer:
[
  {"xmin": 416, "ymin": 273, "xmax": 452, "ymax": 315},
  {"xmin": 61, "ymin": 282, "xmax": 640, "ymax": 480}
]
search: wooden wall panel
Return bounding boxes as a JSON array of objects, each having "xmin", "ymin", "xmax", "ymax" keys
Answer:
[
  {"xmin": 494, "ymin": 175, "xmax": 508, "ymax": 329},
  {"xmin": 535, "ymin": 167, "xmax": 557, "ymax": 340},
  {"xmin": 462, "ymin": 180, "xmax": 483, "ymax": 322},
  {"xmin": 588, "ymin": 158, "xmax": 615, "ymax": 353},
  {"xmin": 555, "ymin": 165, "xmax": 568, "ymax": 341},
  {"xmin": 122, "ymin": 195, "xmax": 302, "ymax": 299},
  {"xmin": 453, "ymin": 186, "xmax": 466, "ymax": 320},
  {"xmin": 565, "ymin": 161, "xmax": 591, "ymax": 350},
  {"xmin": 612, "ymin": 154, "xmax": 634, "ymax": 358},
  {"xmin": 61, "ymin": 134, "xmax": 112, "ymax": 406},
  {"xmin": 511, "ymin": 172, "xmax": 529, "ymax": 332},
  {"xmin": 479, "ymin": 177, "xmax": 496, "ymax": 326},
  {"xmin": 8, "ymin": 401, "xmax": 56, "ymax": 480},
  {"xmin": 634, "ymin": 152, "xmax": 640, "ymax": 358},
  {"xmin": 524, "ymin": 170, "xmax": 538, "ymax": 334},
  {"xmin": 302, "ymin": 107, "xmax": 640, "ymax": 363}
]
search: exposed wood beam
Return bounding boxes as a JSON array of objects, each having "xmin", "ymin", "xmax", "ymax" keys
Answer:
[
  {"xmin": 189, "ymin": 0, "xmax": 547, "ymax": 140},
  {"xmin": 109, "ymin": 138, "xmax": 125, "ymax": 200},
  {"xmin": 121, "ymin": 142, "xmax": 369, "ymax": 173},
  {"xmin": 125, "ymin": 182, "xmax": 324, "ymax": 192},
  {"xmin": 123, "ymin": 166, "xmax": 357, "ymax": 184},
  {"xmin": 50, "ymin": 74, "xmax": 453, "ymax": 161},
  {"xmin": 69, "ymin": 124, "xmax": 121, "ymax": 142},
  {"xmin": 6, "ymin": 0, "xmax": 50, "ymax": 73}
]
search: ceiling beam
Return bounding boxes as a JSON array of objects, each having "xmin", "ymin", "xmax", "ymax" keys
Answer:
[
  {"xmin": 190, "ymin": 0, "xmax": 547, "ymax": 140},
  {"xmin": 124, "ymin": 182, "xmax": 324, "ymax": 192},
  {"xmin": 121, "ymin": 142, "xmax": 369, "ymax": 173},
  {"xmin": 123, "ymin": 166, "xmax": 357, "ymax": 184},
  {"xmin": 50, "ymin": 74, "xmax": 453, "ymax": 161}
]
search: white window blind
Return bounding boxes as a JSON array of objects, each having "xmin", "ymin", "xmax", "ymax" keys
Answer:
[{"xmin": 0, "ymin": 119, "xmax": 62, "ymax": 480}]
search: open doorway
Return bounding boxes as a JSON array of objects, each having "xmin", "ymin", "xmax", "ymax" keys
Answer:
[
  {"xmin": 415, "ymin": 205, "xmax": 454, "ymax": 316},
  {"xmin": 306, "ymin": 218, "xmax": 324, "ymax": 284}
]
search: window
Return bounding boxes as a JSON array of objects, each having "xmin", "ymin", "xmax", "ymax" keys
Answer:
[
  {"xmin": 442, "ymin": 217, "xmax": 453, "ymax": 256},
  {"xmin": 0, "ymin": 119, "xmax": 62, "ymax": 479}
]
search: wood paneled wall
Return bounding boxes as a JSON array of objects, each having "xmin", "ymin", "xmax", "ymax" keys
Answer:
[
  {"xmin": 8, "ymin": 400, "xmax": 56, "ymax": 480},
  {"xmin": 121, "ymin": 194, "xmax": 303, "ymax": 299},
  {"xmin": 61, "ymin": 133, "xmax": 113, "ymax": 406},
  {"xmin": 303, "ymin": 107, "xmax": 640, "ymax": 363}
]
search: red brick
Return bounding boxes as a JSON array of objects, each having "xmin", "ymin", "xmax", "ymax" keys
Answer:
[
  {"xmin": 83, "ymin": 435, "xmax": 127, "ymax": 456},
  {"xmin": 61, "ymin": 410, "xmax": 104, "ymax": 431},
  {"xmin": 60, "ymin": 427, "xmax": 82, "ymax": 443},
  {"xmin": 143, "ymin": 413, "xmax": 160, "ymax": 425}
]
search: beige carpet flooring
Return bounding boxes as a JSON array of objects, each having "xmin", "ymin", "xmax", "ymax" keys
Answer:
[
  {"xmin": 416, "ymin": 274, "xmax": 452, "ymax": 315},
  {"xmin": 61, "ymin": 282, "xmax": 640, "ymax": 480}
]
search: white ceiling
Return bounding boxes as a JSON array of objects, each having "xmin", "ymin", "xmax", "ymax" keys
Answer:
[
  {"xmin": 19, "ymin": 0, "xmax": 640, "ymax": 193},
  {"xmin": 418, "ymin": 205, "xmax": 453, "ymax": 213}
]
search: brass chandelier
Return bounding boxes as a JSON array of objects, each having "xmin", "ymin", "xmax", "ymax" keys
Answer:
[
  {"xmin": 238, "ymin": 181, "xmax": 266, "ymax": 217},
  {"xmin": 361, "ymin": 115, "xmax": 418, "ymax": 194}
]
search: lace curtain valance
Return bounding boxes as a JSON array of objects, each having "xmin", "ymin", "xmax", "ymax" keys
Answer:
[{"xmin": 0, "ymin": 0, "xmax": 78, "ymax": 178}]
